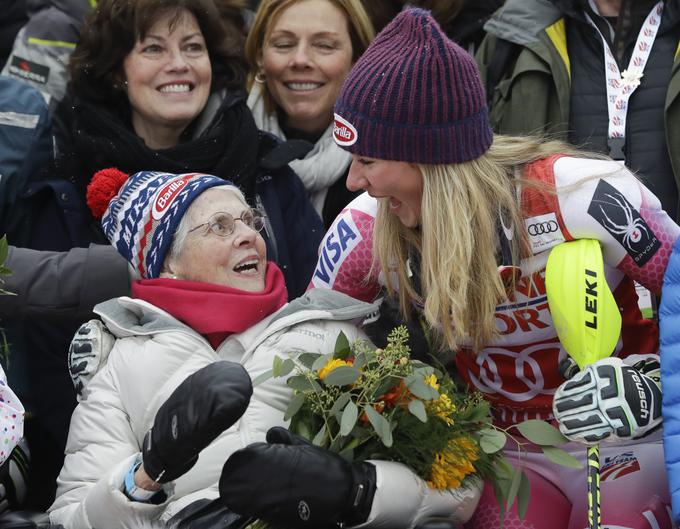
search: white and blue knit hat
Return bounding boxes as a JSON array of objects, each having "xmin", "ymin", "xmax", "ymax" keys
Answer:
[{"xmin": 87, "ymin": 168, "xmax": 228, "ymax": 279}]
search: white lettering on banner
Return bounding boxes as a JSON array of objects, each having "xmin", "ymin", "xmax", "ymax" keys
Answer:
[
  {"xmin": 468, "ymin": 342, "xmax": 560, "ymax": 402},
  {"xmin": 152, "ymin": 177, "xmax": 188, "ymax": 220},
  {"xmin": 312, "ymin": 216, "xmax": 361, "ymax": 287},
  {"xmin": 333, "ymin": 113, "xmax": 358, "ymax": 146}
]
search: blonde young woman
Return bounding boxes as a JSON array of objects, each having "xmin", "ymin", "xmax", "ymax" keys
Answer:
[
  {"xmin": 302, "ymin": 8, "xmax": 679, "ymax": 529},
  {"xmin": 244, "ymin": 0, "xmax": 374, "ymax": 227}
]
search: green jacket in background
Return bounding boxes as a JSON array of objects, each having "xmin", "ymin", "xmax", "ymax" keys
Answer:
[{"xmin": 475, "ymin": 0, "xmax": 680, "ymax": 214}]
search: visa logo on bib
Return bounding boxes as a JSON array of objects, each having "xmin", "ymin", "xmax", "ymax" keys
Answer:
[
  {"xmin": 333, "ymin": 113, "xmax": 358, "ymax": 146},
  {"xmin": 312, "ymin": 216, "xmax": 361, "ymax": 287}
]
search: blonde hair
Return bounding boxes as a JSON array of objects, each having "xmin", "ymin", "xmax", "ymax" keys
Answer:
[
  {"xmin": 374, "ymin": 135, "xmax": 602, "ymax": 353},
  {"xmin": 244, "ymin": 0, "xmax": 375, "ymax": 114}
]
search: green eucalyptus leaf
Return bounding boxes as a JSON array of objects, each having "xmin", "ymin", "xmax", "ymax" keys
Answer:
[
  {"xmin": 492, "ymin": 479, "xmax": 507, "ymax": 529},
  {"xmin": 462, "ymin": 401, "xmax": 492, "ymax": 422},
  {"xmin": 0, "ymin": 267, "xmax": 11, "ymax": 276},
  {"xmin": 278, "ymin": 358, "xmax": 296, "ymax": 377},
  {"xmin": 284, "ymin": 392, "xmax": 306, "ymax": 421},
  {"xmin": 479, "ymin": 428, "xmax": 506, "ymax": 454},
  {"xmin": 291, "ymin": 417, "xmax": 313, "ymax": 441},
  {"xmin": 287, "ymin": 375, "xmax": 321, "ymax": 393},
  {"xmin": 340, "ymin": 401, "xmax": 359, "ymax": 436},
  {"xmin": 272, "ymin": 356, "xmax": 283, "ymax": 377},
  {"xmin": 364, "ymin": 405, "xmax": 393, "ymax": 447},
  {"xmin": 407, "ymin": 399, "xmax": 427, "ymax": 423},
  {"xmin": 406, "ymin": 377, "xmax": 439, "ymax": 400},
  {"xmin": 297, "ymin": 353, "xmax": 321, "ymax": 369},
  {"xmin": 252, "ymin": 369, "xmax": 273, "ymax": 387},
  {"xmin": 517, "ymin": 470, "xmax": 531, "ymax": 519},
  {"xmin": 541, "ymin": 446, "xmax": 583, "ymax": 469},
  {"xmin": 329, "ymin": 393, "xmax": 352, "ymax": 417},
  {"xmin": 324, "ymin": 366, "xmax": 361, "ymax": 386},
  {"xmin": 333, "ymin": 331, "xmax": 351, "ymax": 360},
  {"xmin": 312, "ymin": 355, "xmax": 331, "ymax": 371},
  {"xmin": 495, "ymin": 456, "xmax": 515, "ymax": 481},
  {"xmin": 516, "ymin": 419, "xmax": 569, "ymax": 446},
  {"xmin": 0, "ymin": 236, "xmax": 7, "ymax": 265},
  {"xmin": 413, "ymin": 365, "xmax": 436, "ymax": 377},
  {"xmin": 505, "ymin": 467, "xmax": 522, "ymax": 511},
  {"xmin": 312, "ymin": 425, "xmax": 329, "ymax": 447},
  {"xmin": 353, "ymin": 352, "xmax": 368, "ymax": 370}
]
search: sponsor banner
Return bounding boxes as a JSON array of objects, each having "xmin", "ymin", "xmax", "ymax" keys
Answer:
[
  {"xmin": 8, "ymin": 56, "xmax": 49, "ymax": 85},
  {"xmin": 525, "ymin": 212, "xmax": 565, "ymax": 253},
  {"xmin": 312, "ymin": 214, "xmax": 361, "ymax": 288},
  {"xmin": 333, "ymin": 113, "xmax": 358, "ymax": 146},
  {"xmin": 587, "ymin": 179, "xmax": 660, "ymax": 266},
  {"xmin": 152, "ymin": 177, "xmax": 188, "ymax": 220}
]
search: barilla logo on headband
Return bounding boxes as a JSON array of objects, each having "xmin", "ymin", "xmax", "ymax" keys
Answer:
[
  {"xmin": 333, "ymin": 113, "xmax": 358, "ymax": 146},
  {"xmin": 152, "ymin": 176, "xmax": 188, "ymax": 220}
]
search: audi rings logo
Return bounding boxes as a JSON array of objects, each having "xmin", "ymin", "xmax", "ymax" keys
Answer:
[{"xmin": 527, "ymin": 220, "xmax": 559, "ymax": 236}]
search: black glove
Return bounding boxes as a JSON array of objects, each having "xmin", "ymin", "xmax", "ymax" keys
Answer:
[
  {"xmin": 219, "ymin": 427, "xmax": 376, "ymax": 528},
  {"xmin": 143, "ymin": 361, "xmax": 253, "ymax": 483}
]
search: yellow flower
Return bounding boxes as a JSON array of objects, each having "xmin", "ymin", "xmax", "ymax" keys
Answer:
[
  {"xmin": 430, "ymin": 393, "xmax": 456, "ymax": 426},
  {"xmin": 318, "ymin": 358, "xmax": 353, "ymax": 380},
  {"xmin": 427, "ymin": 436, "xmax": 479, "ymax": 490},
  {"xmin": 424, "ymin": 374, "xmax": 440, "ymax": 390}
]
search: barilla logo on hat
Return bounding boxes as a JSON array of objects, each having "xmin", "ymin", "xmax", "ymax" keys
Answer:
[
  {"xmin": 152, "ymin": 176, "xmax": 188, "ymax": 220},
  {"xmin": 333, "ymin": 113, "xmax": 358, "ymax": 146}
]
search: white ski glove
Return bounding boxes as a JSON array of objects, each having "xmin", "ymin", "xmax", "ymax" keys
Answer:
[{"xmin": 552, "ymin": 356, "xmax": 661, "ymax": 444}]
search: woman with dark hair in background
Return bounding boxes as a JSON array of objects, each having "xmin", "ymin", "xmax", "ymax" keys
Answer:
[{"xmin": 6, "ymin": 0, "xmax": 322, "ymax": 507}]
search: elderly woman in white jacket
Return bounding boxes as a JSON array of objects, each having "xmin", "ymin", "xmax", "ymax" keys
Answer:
[
  {"xmin": 50, "ymin": 168, "xmax": 481, "ymax": 529},
  {"xmin": 48, "ymin": 168, "xmax": 376, "ymax": 529}
]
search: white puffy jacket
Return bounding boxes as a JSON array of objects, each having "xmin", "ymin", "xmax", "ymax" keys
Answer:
[{"xmin": 49, "ymin": 289, "xmax": 379, "ymax": 529}]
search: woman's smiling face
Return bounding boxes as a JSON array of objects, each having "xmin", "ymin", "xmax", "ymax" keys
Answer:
[
  {"xmin": 346, "ymin": 156, "xmax": 424, "ymax": 228},
  {"xmin": 258, "ymin": 0, "xmax": 354, "ymax": 136},
  {"xmin": 122, "ymin": 9, "xmax": 212, "ymax": 146}
]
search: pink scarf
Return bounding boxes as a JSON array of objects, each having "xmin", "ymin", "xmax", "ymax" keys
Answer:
[{"xmin": 131, "ymin": 263, "xmax": 288, "ymax": 348}]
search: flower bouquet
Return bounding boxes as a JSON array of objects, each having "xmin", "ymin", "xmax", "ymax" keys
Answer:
[{"xmin": 254, "ymin": 326, "xmax": 580, "ymax": 526}]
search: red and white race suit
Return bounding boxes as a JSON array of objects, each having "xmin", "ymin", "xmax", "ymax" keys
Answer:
[{"xmin": 310, "ymin": 155, "xmax": 680, "ymax": 529}]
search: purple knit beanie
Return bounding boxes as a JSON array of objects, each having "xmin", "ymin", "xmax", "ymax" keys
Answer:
[{"xmin": 333, "ymin": 7, "xmax": 493, "ymax": 164}]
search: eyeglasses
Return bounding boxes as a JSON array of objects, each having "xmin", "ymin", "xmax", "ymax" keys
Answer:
[{"xmin": 187, "ymin": 209, "xmax": 266, "ymax": 238}]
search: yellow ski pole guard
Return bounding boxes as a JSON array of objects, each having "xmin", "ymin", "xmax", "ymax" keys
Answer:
[{"xmin": 546, "ymin": 239, "xmax": 622, "ymax": 529}]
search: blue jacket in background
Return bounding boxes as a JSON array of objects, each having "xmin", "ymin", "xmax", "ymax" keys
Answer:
[{"xmin": 660, "ymin": 236, "xmax": 680, "ymax": 523}]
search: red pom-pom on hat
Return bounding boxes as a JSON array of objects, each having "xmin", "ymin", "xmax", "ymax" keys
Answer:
[{"xmin": 87, "ymin": 168, "xmax": 129, "ymax": 219}]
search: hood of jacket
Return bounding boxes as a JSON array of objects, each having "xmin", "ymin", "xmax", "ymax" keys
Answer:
[
  {"xmin": 485, "ymin": 0, "xmax": 680, "ymax": 44},
  {"xmin": 29, "ymin": 0, "xmax": 93, "ymax": 21}
]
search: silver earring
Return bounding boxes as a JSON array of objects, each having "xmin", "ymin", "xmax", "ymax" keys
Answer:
[{"xmin": 254, "ymin": 70, "xmax": 266, "ymax": 84}]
